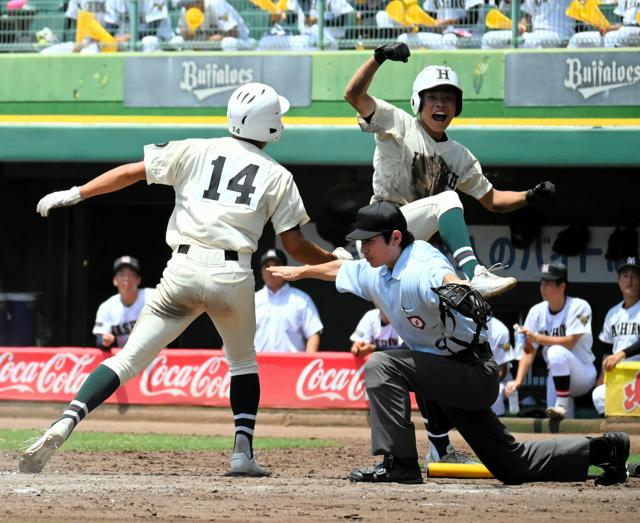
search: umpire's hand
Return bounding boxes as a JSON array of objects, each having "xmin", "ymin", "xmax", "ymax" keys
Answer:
[{"xmin": 373, "ymin": 43, "xmax": 410, "ymax": 65}]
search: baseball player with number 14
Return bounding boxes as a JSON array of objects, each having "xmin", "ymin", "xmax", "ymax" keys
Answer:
[{"xmin": 20, "ymin": 82, "xmax": 351, "ymax": 476}]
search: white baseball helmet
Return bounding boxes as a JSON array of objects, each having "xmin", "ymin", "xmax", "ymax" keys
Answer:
[
  {"xmin": 410, "ymin": 65, "xmax": 463, "ymax": 117},
  {"xmin": 227, "ymin": 83, "xmax": 290, "ymax": 143}
]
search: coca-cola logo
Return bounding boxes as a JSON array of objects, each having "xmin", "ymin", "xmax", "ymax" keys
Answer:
[
  {"xmin": 295, "ymin": 359, "xmax": 367, "ymax": 402},
  {"xmin": 140, "ymin": 355, "xmax": 230, "ymax": 399},
  {"xmin": 0, "ymin": 352, "xmax": 96, "ymax": 395}
]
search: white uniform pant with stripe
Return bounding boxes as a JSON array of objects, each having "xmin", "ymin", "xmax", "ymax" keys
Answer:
[
  {"xmin": 400, "ymin": 190, "xmax": 464, "ymax": 242},
  {"xmin": 101, "ymin": 250, "xmax": 257, "ymax": 384}
]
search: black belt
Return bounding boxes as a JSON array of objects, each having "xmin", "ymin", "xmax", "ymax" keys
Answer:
[{"xmin": 177, "ymin": 244, "xmax": 238, "ymax": 261}]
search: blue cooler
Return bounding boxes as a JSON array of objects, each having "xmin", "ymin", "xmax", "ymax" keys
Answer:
[{"xmin": 6, "ymin": 292, "xmax": 37, "ymax": 346}]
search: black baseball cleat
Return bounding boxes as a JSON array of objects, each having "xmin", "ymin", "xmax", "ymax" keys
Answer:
[
  {"xmin": 595, "ymin": 432, "xmax": 630, "ymax": 486},
  {"xmin": 348, "ymin": 455, "xmax": 423, "ymax": 484}
]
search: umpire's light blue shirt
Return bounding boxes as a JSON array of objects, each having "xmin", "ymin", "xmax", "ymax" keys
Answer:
[{"xmin": 336, "ymin": 241, "xmax": 487, "ymax": 356}]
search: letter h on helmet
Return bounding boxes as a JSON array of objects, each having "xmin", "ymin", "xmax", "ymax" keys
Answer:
[
  {"xmin": 410, "ymin": 65, "xmax": 463, "ymax": 117},
  {"xmin": 227, "ymin": 83, "xmax": 291, "ymax": 143}
]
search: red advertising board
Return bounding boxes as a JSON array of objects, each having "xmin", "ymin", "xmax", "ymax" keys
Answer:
[{"xmin": 0, "ymin": 347, "xmax": 387, "ymax": 409}]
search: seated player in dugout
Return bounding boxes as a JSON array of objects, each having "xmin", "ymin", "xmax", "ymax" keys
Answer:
[
  {"xmin": 343, "ymin": 42, "xmax": 557, "ymax": 298},
  {"xmin": 93, "ymin": 256, "xmax": 155, "ymax": 350}
]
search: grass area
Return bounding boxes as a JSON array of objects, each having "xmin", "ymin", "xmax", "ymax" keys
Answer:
[{"xmin": 0, "ymin": 429, "xmax": 339, "ymax": 452}]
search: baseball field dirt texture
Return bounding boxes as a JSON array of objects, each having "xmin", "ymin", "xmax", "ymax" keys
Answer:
[{"xmin": 0, "ymin": 404, "xmax": 638, "ymax": 522}]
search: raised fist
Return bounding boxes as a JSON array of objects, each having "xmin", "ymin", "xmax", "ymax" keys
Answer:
[
  {"xmin": 373, "ymin": 43, "xmax": 410, "ymax": 65},
  {"xmin": 36, "ymin": 186, "xmax": 83, "ymax": 217},
  {"xmin": 525, "ymin": 181, "xmax": 556, "ymax": 205}
]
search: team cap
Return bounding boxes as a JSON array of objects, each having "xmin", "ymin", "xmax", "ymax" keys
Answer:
[
  {"xmin": 616, "ymin": 256, "xmax": 640, "ymax": 274},
  {"xmin": 539, "ymin": 261, "xmax": 567, "ymax": 282},
  {"xmin": 346, "ymin": 202, "xmax": 408, "ymax": 241},
  {"xmin": 260, "ymin": 248, "xmax": 287, "ymax": 267},
  {"xmin": 113, "ymin": 255, "xmax": 141, "ymax": 276}
]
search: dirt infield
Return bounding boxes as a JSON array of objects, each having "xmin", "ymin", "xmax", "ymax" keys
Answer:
[{"xmin": 1, "ymin": 411, "xmax": 639, "ymax": 522}]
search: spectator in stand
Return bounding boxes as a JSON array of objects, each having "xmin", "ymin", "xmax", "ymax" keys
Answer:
[
  {"xmin": 257, "ymin": 0, "xmax": 353, "ymax": 50},
  {"xmin": 568, "ymin": 0, "xmax": 640, "ymax": 48},
  {"xmin": 505, "ymin": 262, "xmax": 597, "ymax": 420},
  {"xmin": 592, "ymin": 256, "xmax": 640, "ymax": 416},
  {"xmin": 483, "ymin": 0, "xmax": 575, "ymax": 49},
  {"xmin": 254, "ymin": 248, "xmax": 323, "ymax": 353},
  {"xmin": 104, "ymin": 0, "xmax": 183, "ymax": 51},
  {"xmin": 178, "ymin": 0, "xmax": 256, "ymax": 50},
  {"xmin": 92, "ymin": 256, "xmax": 155, "ymax": 350}
]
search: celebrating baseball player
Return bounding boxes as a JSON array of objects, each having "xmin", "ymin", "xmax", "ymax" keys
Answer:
[
  {"xmin": 92, "ymin": 256, "xmax": 155, "ymax": 350},
  {"xmin": 343, "ymin": 43, "xmax": 557, "ymax": 298},
  {"xmin": 505, "ymin": 262, "xmax": 597, "ymax": 420},
  {"xmin": 20, "ymin": 82, "xmax": 347, "ymax": 476},
  {"xmin": 592, "ymin": 256, "xmax": 640, "ymax": 416},
  {"xmin": 269, "ymin": 201, "xmax": 630, "ymax": 486}
]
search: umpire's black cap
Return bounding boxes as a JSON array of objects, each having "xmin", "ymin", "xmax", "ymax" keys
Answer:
[
  {"xmin": 539, "ymin": 261, "xmax": 567, "ymax": 282},
  {"xmin": 616, "ymin": 256, "xmax": 640, "ymax": 274},
  {"xmin": 113, "ymin": 255, "xmax": 141, "ymax": 276},
  {"xmin": 260, "ymin": 248, "xmax": 287, "ymax": 267},
  {"xmin": 346, "ymin": 202, "xmax": 407, "ymax": 241}
]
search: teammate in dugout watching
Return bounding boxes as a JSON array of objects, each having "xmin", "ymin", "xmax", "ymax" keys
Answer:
[{"xmin": 92, "ymin": 256, "xmax": 155, "ymax": 350}]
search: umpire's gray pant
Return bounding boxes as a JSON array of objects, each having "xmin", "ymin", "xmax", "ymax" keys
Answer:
[{"xmin": 365, "ymin": 347, "xmax": 590, "ymax": 484}]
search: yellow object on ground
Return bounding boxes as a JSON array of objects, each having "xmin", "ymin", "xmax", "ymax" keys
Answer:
[{"xmin": 426, "ymin": 462, "xmax": 494, "ymax": 479}]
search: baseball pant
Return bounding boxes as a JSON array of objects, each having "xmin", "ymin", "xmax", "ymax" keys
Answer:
[
  {"xmin": 545, "ymin": 345, "xmax": 597, "ymax": 413},
  {"xmin": 364, "ymin": 347, "xmax": 590, "ymax": 484},
  {"xmin": 400, "ymin": 191, "xmax": 464, "ymax": 243},
  {"xmin": 102, "ymin": 248, "xmax": 258, "ymax": 384},
  {"xmin": 592, "ymin": 383, "xmax": 606, "ymax": 415}
]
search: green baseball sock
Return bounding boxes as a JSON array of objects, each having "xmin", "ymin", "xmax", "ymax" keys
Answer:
[
  {"xmin": 438, "ymin": 207, "xmax": 478, "ymax": 279},
  {"xmin": 58, "ymin": 365, "xmax": 121, "ymax": 429}
]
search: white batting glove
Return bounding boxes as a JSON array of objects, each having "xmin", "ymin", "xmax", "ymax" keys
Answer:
[
  {"xmin": 332, "ymin": 247, "xmax": 353, "ymax": 261},
  {"xmin": 36, "ymin": 186, "xmax": 83, "ymax": 217}
]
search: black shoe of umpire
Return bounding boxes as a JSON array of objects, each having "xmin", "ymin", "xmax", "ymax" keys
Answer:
[
  {"xmin": 595, "ymin": 432, "xmax": 630, "ymax": 486},
  {"xmin": 348, "ymin": 455, "xmax": 423, "ymax": 484}
]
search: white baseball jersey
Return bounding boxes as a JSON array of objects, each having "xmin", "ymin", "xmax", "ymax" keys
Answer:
[
  {"xmin": 358, "ymin": 98, "xmax": 492, "ymax": 206},
  {"xmin": 254, "ymin": 283, "xmax": 323, "ymax": 352},
  {"xmin": 487, "ymin": 317, "xmax": 512, "ymax": 366},
  {"xmin": 599, "ymin": 299, "xmax": 640, "ymax": 362},
  {"xmin": 179, "ymin": 0, "xmax": 250, "ymax": 40},
  {"xmin": 524, "ymin": 296, "xmax": 595, "ymax": 365},
  {"xmin": 614, "ymin": 0, "xmax": 640, "ymax": 25},
  {"xmin": 422, "ymin": 0, "xmax": 483, "ymax": 21},
  {"xmin": 66, "ymin": 0, "xmax": 108, "ymax": 23},
  {"xmin": 92, "ymin": 288, "xmax": 155, "ymax": 347},
  {"xmin": 350, "ymin": 309, "xmax": 403, "ymax": 348},
  {"xmin": 104, "ymin": 0, "xmax": 169, "ymax": 33},
  {"xmin": 522, "ymin": 0, "xmax": 575, "ymax": 39},
  {"xmin": 144, "ymin": 137, "xmax": 309, "ymax": 253}
]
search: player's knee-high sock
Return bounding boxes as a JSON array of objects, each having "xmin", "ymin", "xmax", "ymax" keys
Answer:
[
  {"xmin": 55, "ymin": 364, "xmax": 121, "ymax": 436},
  {"xmin": 230, "ymin": 373, "xmax": 260, "ymax": 459},
  {"xmin": 552, "ymin": 374, "xmax": 571, "ymax": 409},
  {"xmin": 438, "ymin": 207, "xmax": 478, "ymax": 279}
]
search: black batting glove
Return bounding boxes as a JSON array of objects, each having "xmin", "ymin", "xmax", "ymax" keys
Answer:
[
  {"xmin": 525, "ymin": 181, "xmax": 556, "ymax": 205},
  {"xmin": 373, "ymin": 43, "xmax": 410, "ymax": 65}
]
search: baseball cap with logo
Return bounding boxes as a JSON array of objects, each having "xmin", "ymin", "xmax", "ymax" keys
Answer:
[
  {"xmin": 346, "ymin": 202, "xmax": 408, "ymax": 241},
  {"xmin": 539, "ymin": 261, "xmax": 567, "ymax": 282},
  {"xmin": 113, "ymin": 255, "xmax": 141, "ymax": 276},
  {"xmin": 260, "ymin": 248, "xmax": 287, "ymax": 267},
  {"xmin": 616, "ymin": 256, "xmax": 640, "ymax": 274}
]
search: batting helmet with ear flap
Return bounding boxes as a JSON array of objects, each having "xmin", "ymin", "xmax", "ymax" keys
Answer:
[
  {"xmin": 227, "ymin": 83, "xmax": 290, "ymax": 143},
  {"xmin": 410, "ymin": 65, "xmax": 463, "ymax": 117}
]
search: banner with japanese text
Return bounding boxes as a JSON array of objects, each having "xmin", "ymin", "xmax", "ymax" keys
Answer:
[{"xmin": 605, "ymin": 361, "xmax": 640, "ymax": 416}]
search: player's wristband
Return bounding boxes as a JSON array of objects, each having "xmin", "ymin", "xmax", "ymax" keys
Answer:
[{"xmin": 622, "ymin": 339, "xmax": 640, "ymax": 359}]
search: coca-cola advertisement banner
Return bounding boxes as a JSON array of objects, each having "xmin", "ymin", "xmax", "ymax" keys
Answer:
[{"xmin": 0, "ymin": 348, "xmax": 390, "ymax": 410}]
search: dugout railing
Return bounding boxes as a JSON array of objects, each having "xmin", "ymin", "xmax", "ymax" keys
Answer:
[{"xmin": 0, "ymin": 0, "xmax": 634, "ymax": 53}]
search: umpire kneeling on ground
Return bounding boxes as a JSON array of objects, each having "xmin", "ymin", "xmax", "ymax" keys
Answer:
[{"xmin": 267, "ymin": 201, "xmax": 630, "ymax": 486}]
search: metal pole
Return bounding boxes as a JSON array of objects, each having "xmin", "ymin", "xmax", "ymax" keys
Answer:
[
  {"xmin": 129, "ymin": 0, "xmax": 139, "ymax": 52},
  {"xmin": 510, "ymin": 0, "xmax": 520, "ymax": 49},
  {"xmin": 317, "ymin": 0, "xmax": 325, "ymax": 50}
]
